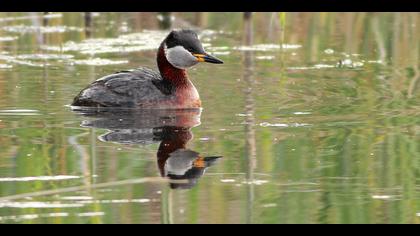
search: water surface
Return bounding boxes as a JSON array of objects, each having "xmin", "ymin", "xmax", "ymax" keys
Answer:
[{"xmin": 0, "ymin": 12, "xmax": 419, "ymax": 224}]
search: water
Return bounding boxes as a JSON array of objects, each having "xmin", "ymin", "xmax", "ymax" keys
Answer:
[{"xmin": 0, "ymin": 12, "xmax": 419, "ymax": 224}]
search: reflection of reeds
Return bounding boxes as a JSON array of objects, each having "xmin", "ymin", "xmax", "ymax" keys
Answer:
[
  {"xmin": 194, "ymin": 12, "xmax": 208, "ymax": 28},
  {"xmin": 371, "ymin": 15, "xmax": 386, "ymax": 63},
  {"xmin": 158, "ymin": 12, "xmax": 172, "ymax": 29},
  {"xmin": 243, "ymin": 12, "xmax": 256, "ymax": 224},
  {"xmin": 161, "ymin": 187, "xmax": 173, "ymax": 224},
  {"xmin": 407, "ymin": 13, "xmax": 419, "ymax": 99},
  {"xmin": 279, "ymin": 12, "xmax": 286, "ymax": 47},
  {"xmin": 84, "ymin": 12, "xmax": 92, "ymax": 38}
]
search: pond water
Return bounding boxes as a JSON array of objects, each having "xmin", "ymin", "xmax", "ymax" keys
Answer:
[{"xmin": 0, "ymin": 12, "xmax": 419, "ymax": 224}]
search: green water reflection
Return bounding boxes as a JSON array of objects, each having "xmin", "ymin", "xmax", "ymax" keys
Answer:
[{"xmin": 0, "ymin": 12, "xmax": 419, "ymax": 224}]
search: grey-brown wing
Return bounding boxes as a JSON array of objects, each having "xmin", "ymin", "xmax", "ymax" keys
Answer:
[{"xmin": 72, "ymin": 68, "xmax": 172, "ymax": 107}]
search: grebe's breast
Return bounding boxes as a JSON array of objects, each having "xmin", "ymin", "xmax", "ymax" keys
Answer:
[{"xmin": 172, "ymin": 82, "xmax": 201, "ymax": 108}]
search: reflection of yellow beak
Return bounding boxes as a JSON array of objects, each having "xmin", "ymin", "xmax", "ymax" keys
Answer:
[{"xmin": 193, "ymin": 156, "xmax": 206, "ymax": 168}]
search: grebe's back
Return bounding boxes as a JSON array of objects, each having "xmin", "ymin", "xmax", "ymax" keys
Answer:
[{"xmin": 72, "ymin": 67, "xmax": 173, "ymax": 108}]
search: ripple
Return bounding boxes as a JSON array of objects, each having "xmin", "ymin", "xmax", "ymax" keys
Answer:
[
  {"xmin": 220, "ymin": 179, "xmax": 236, "ymax": 183},
  {"xmin": 0, "ymin": 64, "xmax": 12, "ymax": 69},
  {"xmin": 41, "ymin": 30, "xmax": 169, "ymax": 55},
  {"xmin": 0, "ymin": 36, "xmax": 18, "ymax": 42},
  {"xmin": 0, "ymin": 210, "xmax": 106, "ymax": 222},
  {"xmin": 234, "ymin": 44, "xmax": 302, "ymax": 51},
  {"xmin": 0, "ymin": 175, "xmax": 80, "ymax": 182},
  {"xmin": 259, "ymin": 122, "xmax": 311, "ymax": 128},
  {"xmin": 0, "ymin": 212, "xmax": 68, "ymax": 222},
  {"xmin": 2, "ymin": 25, "xmax": 83, "ymax": 34},
  {"xmin": 212, "ymin": 51, "xmax": 231, "ymax": 56},
  {"xmin": 242, "ymin": 180, "xmax": 269, "ymax": 185},
  {"xmin": 0, "ymin": 13, "xmax": 62, "ymax": 23},
  {"xmin": 77, "ymin": 212, "xmax": 105, "ymax": 217},
  {"xmin": 324, "ymin": 48, "xmax": 335, "ymax": 54},
  {"xmin": 0, "ymin": 109, "xmax": 41, "ymax": 116},
  {"xmin": 338, "ymin": 59, "xmax": 364, "ymax": 68},
  {"xmin": 76, "ymin": 198, "xmax": 151, "ymax": 204},
  {"xmin": 256, "ymin": 55, "xmax": 275, "ymax": 60},
  {"xmin": 39, "ymin": 30, "xmax": 221, "ymax": 56},
  {"xmin": 72, "ymin": 58, "xmax": 129, "ymax": 66},
  {"xmin": 293, "ymin": 112, "xmax": 312, "ymax": 115},
  {"xmin": 371, "ymin": 195, "xmax": 393, "ymax": 200},
  {"xmin": 60, "ymin": 196, "xmax": 93, "ymax": 200},
  {"xmin": 0, "ymin": 54, "xmax": 47, "ymax": 67},
  {"xmin": 288, "ymin": 64, "xmax": 336, "ymax": 70},
  {"xmin": 16, "ymin": 54, "xmax": 74, "ymax": 61},
  {"xmin": 367, "ymin": 60, "xmax": 384, "ymax": 64},
  {"xmin": 0, "ymin": 201, "xmax": 84, "ymax": 208},
  {"xmin": 262, "ymin": 203, "xmax": 278, "ymax": 208}
]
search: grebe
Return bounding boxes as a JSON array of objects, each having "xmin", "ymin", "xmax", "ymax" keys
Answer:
[{"xmin": 72, "ymin": 29, "xmax": 223, "ymax": 109}]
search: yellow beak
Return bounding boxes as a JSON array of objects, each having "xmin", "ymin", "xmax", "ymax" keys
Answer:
[{"xmin": 193, "ymin": 53, "xmax": 224, "ymax": 64}]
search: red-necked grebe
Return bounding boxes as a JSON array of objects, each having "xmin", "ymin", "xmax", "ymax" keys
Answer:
[{"xmin": 72, "ymin": 29, "xmax": 223, "ymax": 109}]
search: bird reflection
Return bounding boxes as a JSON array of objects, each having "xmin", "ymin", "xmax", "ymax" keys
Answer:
[{"xmin": 73, "ymin": 108, "xmax": 221, "ymax": 189}]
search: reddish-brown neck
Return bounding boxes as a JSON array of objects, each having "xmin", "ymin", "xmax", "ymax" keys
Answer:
[{"xmin": 157, "ymin": 43, "xmax": 190, "ymax": 87}]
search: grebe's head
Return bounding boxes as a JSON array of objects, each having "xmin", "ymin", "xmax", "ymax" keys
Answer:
[{"xmin": 163, "ymin": 29, "xmax": 223, "ymax": 69}]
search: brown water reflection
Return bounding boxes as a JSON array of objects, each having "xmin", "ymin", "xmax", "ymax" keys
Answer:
[{"xmin": 75, "ymin": 108, "xmax": 222, "ymax": 189}]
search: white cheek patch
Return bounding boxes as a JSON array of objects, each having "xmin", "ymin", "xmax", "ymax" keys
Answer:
[{"xmin": 165, "ymin": 45, "xmax": 198, "ymax": 69}]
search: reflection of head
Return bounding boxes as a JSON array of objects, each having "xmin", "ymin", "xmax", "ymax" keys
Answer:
[
  {"xmin": 166, "ymin": 154, "xmax": 221, "ymax": 189},
  {"xmin": 73, "ymin": 107, "xmax": 221, "ymax": 189},
  {"xmin": 156, "ymin": 126, "xmax": 221, "ymax": 189}
]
